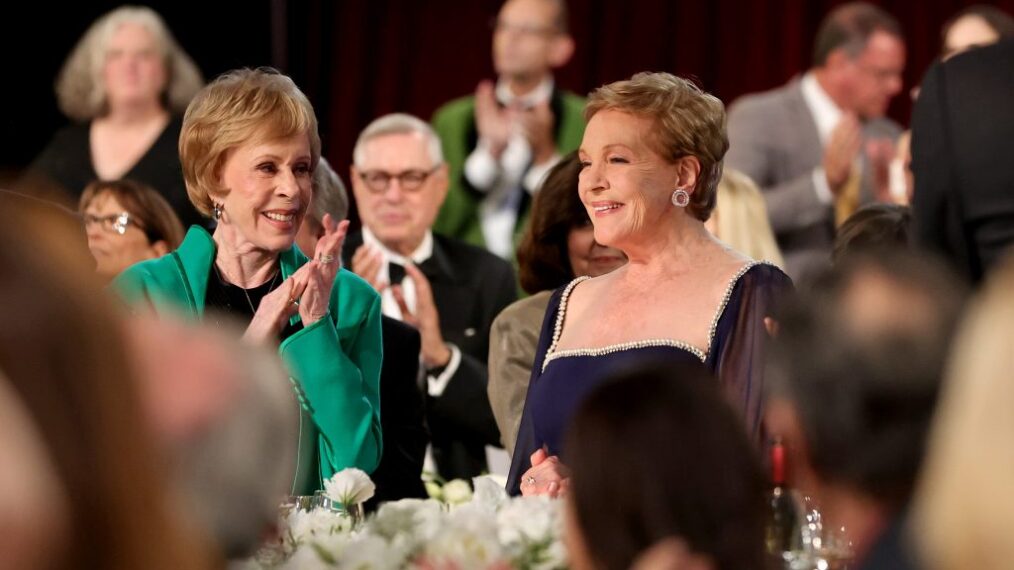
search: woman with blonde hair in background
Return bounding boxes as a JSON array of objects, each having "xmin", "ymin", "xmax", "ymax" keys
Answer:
[
  {"xmin": 706, "ymin": 168, "xmax": 785, "ymax": 268},
  {"xmin": 24, "ymin": 6, "xmax": 204, "ymax": 227},
  {"xmin": 915, "ymin": 255, "xmax": 1014, "ymax": 570}
]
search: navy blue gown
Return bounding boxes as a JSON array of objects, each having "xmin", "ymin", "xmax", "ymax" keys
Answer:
[{"xmin": 506, "ymin": 261, "xmax": 793, "ymax": 495}]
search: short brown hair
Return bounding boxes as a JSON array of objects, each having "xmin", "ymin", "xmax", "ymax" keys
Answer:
[
  {"xmin": 516, "ymin": 153, "xmax": 588, "ymax": 294},
  {"xmin": 180, "ymin": 68, "xmax": 321, "ymax": 218},
  {"xmin": 813, "ymin": 2, "xmax": 903, "ymax": 66},
  {"xmin": 79, "ymin": 179, "xmax": 186, "ymax": 248},
  {"xmin": 585, "ymin": 72, "xmax": 728, "ymax": 222}
]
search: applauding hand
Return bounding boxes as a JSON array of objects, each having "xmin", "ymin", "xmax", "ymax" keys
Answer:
[{"xmin": 391, "ymin": 263, "xmax": 451, "ymax": 370}]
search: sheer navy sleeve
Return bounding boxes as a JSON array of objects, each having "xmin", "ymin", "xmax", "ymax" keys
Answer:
[{"xmin": 707, "ymin": 263, "xmax": 794, "ymax": 438}]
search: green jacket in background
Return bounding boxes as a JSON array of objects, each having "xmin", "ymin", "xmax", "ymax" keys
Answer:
[
  {"xmin": 114, "ymin": 226, "xmax": 383, "ymax": 494},
  {"xmin": 431, "ymin": 88, "xmax": 586, "ymax": 251}
]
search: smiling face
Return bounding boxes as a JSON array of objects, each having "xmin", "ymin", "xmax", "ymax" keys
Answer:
[
  {"xmin": 213, "ymin": 133, "xmax": 313, "ymax": 254},
  {"xmin": 577, "ymin": 110, "xmax": 681, "ymax": 249},
  {"xmin": 102, "ymin": 22, "xmax": 167, "ymax": 110},
  {"xmin": 350, "ymin": 131, "xmax": 448, "ymax": 256}
]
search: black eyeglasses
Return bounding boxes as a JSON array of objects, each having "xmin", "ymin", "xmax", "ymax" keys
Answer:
[
  {"xmin": 83, "ymin": 211, "xmax": 162, "ymax": 243},
  {"xmin": 358, "ymin": 165, "xmax": 441, "ymax": 193},
  {"xmin": 83, "ymin": 212, "xmax": 141, "ymax": 235}
]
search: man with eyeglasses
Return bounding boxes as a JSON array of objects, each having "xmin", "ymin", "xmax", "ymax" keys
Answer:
[
  {"xmin": 344, "ymin": 113, "xmax": 517, "ymax": 482},
  {"xmin": 726, "ymin": 2, "xmax": 906, "ymax": 281},
  {"xmin": 430, "ymin": 0, "xmax": 584, "ymax": 260}
]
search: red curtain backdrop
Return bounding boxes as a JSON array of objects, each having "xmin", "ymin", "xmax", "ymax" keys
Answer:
[
  {"xmin": 286, "ymin": 0, "xmax": 1014, "ymax": 190},
  {"xmin": 6, "ymin": 0, "xmax": 1014, "ymax": 191}
]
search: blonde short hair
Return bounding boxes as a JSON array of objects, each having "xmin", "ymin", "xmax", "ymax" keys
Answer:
[
  {"xmin": 713, "ymin": 169, "xmax": 785, "ymax": 267},
  {"xmin": 915, "ymin": 256, "xmax": 1014, "ymax": 570},
  {"xmin": 179, "ymin": 68, "xmax": 321, "ymax": 218},
  {"xmin": 585, "ymin": 72, "xmax": 728, "ymax": 222},
  {"xmin": 55, "ymin": 6, "xmax": 203, "ymax": 121}
]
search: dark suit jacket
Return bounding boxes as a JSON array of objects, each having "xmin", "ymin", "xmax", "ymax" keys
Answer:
[
  {"xmin": 366, "ymin": 316, "xmax": 429, "ymax": 509},
  {"xmin": 344, "ymin": 231, "xmax": 517, "ymax": 481},
  {"xmin": 912, "ymin": 40, "xmax": 1014, "ymax": 283}
]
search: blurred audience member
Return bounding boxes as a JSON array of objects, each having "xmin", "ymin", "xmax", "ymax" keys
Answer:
[
  {"xmin": 432, "ymin": 0, "xmax": 583, "ymax": 259},
  {"xmin": 832, "ymin": 203, "xmax": 911, "ymax": 263},
  {"xmin": 80, "ymin": 178, "xmax": 184, "ymax": 281},
  {"xmin": 127, "ymin": 314, "xmax": 297, "ymax": 559},
  {"xmin": 488, "ymin": 152, "xmax": 625, "ymax": 453},
  {"xmin": 705, "ymin": 168, "xmax": 785, "ymax": 268},
  {"xmin": 23, "ymin": 6, "xmax": 204, "ymax": 227},
  {"xmin": 766, "ymin": 251, "xmax": 967, "ymax": 570},
  {"xmin": 564, "ymin": 363, "xmax": 767, "ymax": 570},
  {"xmin": 941, "ymin": 5, "xmax": 1014, "ymax": 60},
  {"xmin": 912, "ymin": 40, "xmax": 1014, "ymax": 283},
  {"xmin": 345, "ymin": 113, "xmax": 515, "ymax": 481},
  {"xmin": 915, "ymin": 255, "xmax": 1014, "ymax": 570},
  {"xmin": 299, "ymin": 157, "xmax": 429, "ymax": 505},
  {"xmin": 0, "ymin": 371, "xmax": 69, "ymax": 570},
  {"xmin": 0, "ymin": 204, "xmax": 216, "ymax": 569},
  {"xmin": 727, "ymin": 2, "xmax": 905, "ymax": 281}
]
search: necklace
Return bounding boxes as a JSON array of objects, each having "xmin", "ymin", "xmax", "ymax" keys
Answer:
[{"xmin": 213, "ymin": 263, "xmax": 280, "ymax": 314}]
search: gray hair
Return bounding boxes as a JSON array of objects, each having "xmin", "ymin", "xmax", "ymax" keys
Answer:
[
  {"xmin": 307, "ymin": 157, "xmax": 349, "ymax": 224},
  {"xmin": 352, "ymin": 113, "xmax": 444, "ymax": 167},
  {"xmin": 56, "ymin": 6, "xmax": 204, "ymax": 121},
  {"xmin": 174, "ymin": 322, "xmax": 297, "ymax": 559}
]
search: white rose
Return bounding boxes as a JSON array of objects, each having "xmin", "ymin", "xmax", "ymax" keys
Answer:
[
  {"xmin": 471, "ymin": 474, "xmax": 508, "ymax": 509},
  {"xmin": 324, "ymin": 468, "xmax": 376, "ymax": 507},
  {"xmin": 442, "ymin": 479, "xmax": 473, "ymax": 505}
]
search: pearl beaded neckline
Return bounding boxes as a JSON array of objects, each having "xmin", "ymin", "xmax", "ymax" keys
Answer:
[{"xmin": 541, "ymin": 261, "xmax": 771, "ymax": 372}]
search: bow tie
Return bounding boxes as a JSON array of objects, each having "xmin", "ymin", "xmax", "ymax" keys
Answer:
[{"xmin": 388, "ymin": 262, "xmax": 406, "ymax": 285}]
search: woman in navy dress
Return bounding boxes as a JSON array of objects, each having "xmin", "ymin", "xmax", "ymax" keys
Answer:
[{"xmin": 507, "ymin": 72, "xmax": 793, "ymax": 496}]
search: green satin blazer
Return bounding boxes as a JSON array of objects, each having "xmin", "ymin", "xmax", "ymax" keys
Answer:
[{"xmin": 114, "ymin": 226, "xmax": 383, "ymax": 494}]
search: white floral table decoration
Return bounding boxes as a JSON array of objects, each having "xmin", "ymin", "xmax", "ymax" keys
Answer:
[{"xmin": 248, "ymin": 469, "xmax": 568, "ymax": 570}]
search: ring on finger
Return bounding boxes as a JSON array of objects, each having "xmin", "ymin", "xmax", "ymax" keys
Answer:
[
  {"xmin": 318, "ymin": 253, "xmax": 337, "ymax": 265},
  {"xmin": 525, "ymin": 476, "xmax": 537, "ymax": 487}
]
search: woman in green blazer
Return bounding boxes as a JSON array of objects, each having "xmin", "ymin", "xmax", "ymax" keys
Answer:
[{"xmin": 115, "ymin": 68, "xmax": 382, "ymax": 494}]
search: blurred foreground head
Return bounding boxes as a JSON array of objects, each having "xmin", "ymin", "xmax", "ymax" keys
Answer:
[
  {"xmin": 0, "ymin": 201, "xmax": 215, "ymax": 569},
  {"xmin": 767, "ymin": 250, "xmax": 966, "ymax": 513},
  {"xmin": 564, "ymin": 362, "xmax": 766, "ymax": 570}
]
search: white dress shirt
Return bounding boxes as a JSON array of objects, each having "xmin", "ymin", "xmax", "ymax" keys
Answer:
[
  {"xmin": 463, "ymin": 76, "xmax": 561, "ymax": 258},
  {"xmin": 361, "ymin": 227, "xmax": 461, "ymax": 397},
  {"xmin": 800, "ymin": 72, "xmax": 846, "ymax": 205}
]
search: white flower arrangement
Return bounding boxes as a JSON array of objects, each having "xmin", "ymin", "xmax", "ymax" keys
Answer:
[{"xmin": 253, "ymin": 470, "xmax": 568, "ymax": 570}]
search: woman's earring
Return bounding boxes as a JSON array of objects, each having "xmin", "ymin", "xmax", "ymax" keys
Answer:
[
  {"xmin": 671, "ymin": 188, "xmax": 690, "ymax": 208},
  {"xmin": 212, "ymin": 203, "xmax": 223, "ymax": 220}
]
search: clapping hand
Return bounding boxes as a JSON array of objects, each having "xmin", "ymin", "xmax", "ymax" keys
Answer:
[
  {"xmin": 475, "ymin": 80, "xmax": 512, "ymax": 159},
  {"xmin": 391, "ymin": 263, "xmax": 452, "ymax": 369},
  {"xmin": 299, "ymin": 215, "xmax": 348, "ymax": 326},
  {"xmin": 823, "ymin": 113, "xmax": 862, "ymax": 194},
  {"xmin": 241, "ymin": 215, "xmax": 348, "ymax": 345}
]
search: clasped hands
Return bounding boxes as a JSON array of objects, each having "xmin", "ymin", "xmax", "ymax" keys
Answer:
[
  {"xmin": 520, "ymin": 447, "xmax": 571, "ymax": 498},
  {"xmin": 242, "ymin": 215, "xmax": 347, "ymax": 344}
]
